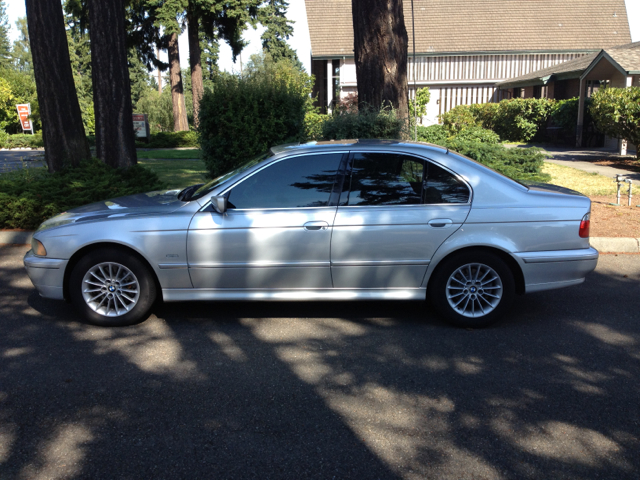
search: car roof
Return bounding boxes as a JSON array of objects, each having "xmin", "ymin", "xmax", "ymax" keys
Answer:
[{"xmin": 270, "ymin": 139, "xmax": 448, "ymax": 156}]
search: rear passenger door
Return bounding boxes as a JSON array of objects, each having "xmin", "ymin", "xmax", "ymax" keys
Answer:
[{"xmin": 330, "ymin": 151, "xmax": 471, "ymax": 289}]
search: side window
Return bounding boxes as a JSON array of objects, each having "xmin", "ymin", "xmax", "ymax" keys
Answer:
[
  {"xmin": 347, "ymin": 153, "xmax": 425, "ymax": 206},
  {"xmin": 227, "ymin": 153, "xmax": 342, "ymax": 209},
  {"xmin": 424, "ymin": 162, "xmax": 470, "ymax": 204}
]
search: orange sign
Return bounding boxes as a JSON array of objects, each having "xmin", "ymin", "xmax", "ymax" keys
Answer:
[{"xmin": 16, "ymin": 104, "xmax": 33, "ymax": 132}]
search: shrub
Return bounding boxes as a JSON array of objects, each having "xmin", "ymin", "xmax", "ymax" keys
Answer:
[
  {"xmin": 440, "ymin": 105, "xmax": 479, "ymax": 134},
  {"xmin": 136, "ymin": 131, "xmax": 199, "ymax": 149},
  {"xmin": 0, "ymin": 133, "xmax": 45, "ymax": 149},
  {"xmin": 447, "ymin": 140, "xmax": 549, "ymax": 183},
  {"xmin": 453, "ymin": 126, "xmax": 500, "ymax": 144},
  {"xmin": 409, "ymin": 87, "xmax": 431, "ymax": 122},
  {"xmin": 304, "ymin": 111, "xmax": 328, "ymax": 141},
  {"xmin": 417, "ymin": 124, "xmax": 448, "ymax": 144},
  {"xmin": 0, "ymin": 159, "xmax": 165, "ymax": 229},
  {"xmin": 589, "ymin": 87, "xmax": 640, "ymax": 159},
  {"xmin": 321, "ymin": 107, "xmax": 405, "ymax": 140},
  {"xmin": 198, "ymin": 55, "xmax": 313, "ymax": 177}
]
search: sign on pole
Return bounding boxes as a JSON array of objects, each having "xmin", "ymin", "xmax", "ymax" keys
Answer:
[
  {"xmin": 132, "ymin": 113, "xmax": 150, "ymax": 142},
  {"xmin": 16, "ymin": 104, "xmax": 34, "ymax": 134}
]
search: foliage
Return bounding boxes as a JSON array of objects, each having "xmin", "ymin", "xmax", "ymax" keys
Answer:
[
  {"xmin": 453, "ymin": 126, "xmax": 500, "ymax": 144},
  {"xmin": 321, "ymin": 107, "xmax": 405, "ymax": 141},
  {"xmin": 337, "ymin": 93, "xmax": 358, "ymax": 114},
  {"xmin": 0, "ymin": 158, "xmax": 165, "ymax": 229},
  {"xmin": 135, "ymin": 131, "xmax": 199, "ymax": 148},
  {"xmin": 199, "ymin": 54, "xmax": 313, "ymax": 177},
  {"xmin": 65, "ymin": 21, "xmax": 95, "ymax": 136},
  {"xmin": 258, "ymin": 0, "xmax": 300, "ymax": 67},
  {"xmin": 440, "ymin": 98, "xmax": 555, "ymax": 142},
  {"xmin": 0, "ymin": 76, "xmax": 14, "ymax": 130},
  {"xmin": 304, "ymin": 111, "xmax": 327, "ymax": 141},
  {"xmin": 136, "ymin": 88, "xmax": 174, "ymax": 133},
  {"xmin": 0, "ymin": 67, "xmax": 40, "ymax": 133},
  {"xmin": 447, "ymin": 140, "xmax": 550, "ymax": 183},
  {"xmin": 409, "ymin": 87, "xmax": 430, "ymax": 122},
  {"xmin": 0, "ymin": 133, "xmax": 44, "ymax": 149},
  {"xmin": 0, "ymin": 1, "xmax": 10, "ymax": 69},
  {"xmin": 416, "ymin": 124, "xmax": 448, "ymax": 144},
  {"xmin": 589, "ymin": 87, "xmax": 640, "ymax": 159}
]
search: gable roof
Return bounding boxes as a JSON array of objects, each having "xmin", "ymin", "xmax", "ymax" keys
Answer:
[
  {"xmin": 498, "ymin": 41, "xmax": 640, "ymax": 87},
  {"xmin": 306, "ymin": 0, "xmax": 632, "ymax": 58}
]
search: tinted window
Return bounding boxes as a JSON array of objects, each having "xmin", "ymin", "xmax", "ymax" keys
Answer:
[
  {"xmin": 425, "ymin": 163, "xmax": 470, "ymax": 204},
  {"xmin": 347, "ymin": 153, "xmax": 425, "ymax": 206},
  {"xmin": 228, "ymin": 153, "xmax": 342, "ymax": 209}
]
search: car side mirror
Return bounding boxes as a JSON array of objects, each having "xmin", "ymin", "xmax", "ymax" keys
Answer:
[{"xmin": 211, "ymin": 195, "xmax": 227, "ymax": 214}]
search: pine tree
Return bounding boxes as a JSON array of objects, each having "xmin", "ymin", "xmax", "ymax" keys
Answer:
[
  {"xmin": 0, "ymin": 0, "xmax": 12, "ymax": 68},
  {"xmin": 258, "ymin": 0, "xmax": 300, "ymax": 67}
]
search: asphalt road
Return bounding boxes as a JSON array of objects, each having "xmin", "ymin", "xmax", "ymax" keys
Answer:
[
  {"xmin": 0, "ymin": 150, "xmax": 45, "ymax": 172},
  {"xmin": 1, "ymin": 245, "xmax": 639, "ymax": 479}
]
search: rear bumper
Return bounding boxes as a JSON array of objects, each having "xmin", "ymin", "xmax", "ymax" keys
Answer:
[
  {"xmin": 515, "ymin": 247, "xmax": 599, "ymax": 293},
  {"xmin": 23, "ymin": 250, "xmax": 67, "ymax": 300}
]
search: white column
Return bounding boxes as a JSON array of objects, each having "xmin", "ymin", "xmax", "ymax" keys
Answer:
[
  {"xmin": 619, "ymin": 76, "xmax": 632, "ymax": 154},
  {"xmin": 326, "ymin": 60, "xmax": 333, "ymax": 111}
]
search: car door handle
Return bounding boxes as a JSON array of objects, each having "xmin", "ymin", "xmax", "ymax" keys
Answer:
[
  {"xmin": 304, "ymin": 221, "xmax": 329, "ymax": 231},
  {"xmin": 428, "ymin": 218, "xmax": 453, "ymax": 228}
]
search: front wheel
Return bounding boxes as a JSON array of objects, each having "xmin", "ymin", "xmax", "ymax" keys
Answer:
[
  {"xmin": 69, "ymin": 248, "xmax": 157, "ymax": 326},
  {"xmin": 429, "ymin": 251, "xmax": 515, "ymax": 328}
]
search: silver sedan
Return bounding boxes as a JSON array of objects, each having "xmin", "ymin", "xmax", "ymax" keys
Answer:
[{"xmin": 24, "ymin": 140, "xmax": 598, "ymax": 327}]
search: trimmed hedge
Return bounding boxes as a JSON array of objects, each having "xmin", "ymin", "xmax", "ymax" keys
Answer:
[
  {"xmin": 0, "ymin": 133, "xmax": 44, "ymax": 149},
  {"xmin": 0, "ymin": 159, "xmax": 165, "ymax": 229},
  {"xmin": 135, "ymin": 131, "xmax": 199, "ymax": 149}
]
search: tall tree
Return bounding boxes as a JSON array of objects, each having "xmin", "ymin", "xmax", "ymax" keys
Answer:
[
  {"xmin": 186, "ymin": 1, "xmax": 204, "ymax": 128},
  {"xmin": 25, "ymin": 0, "xmax": 90, "ymax": 171},
  {"xmin": 0, "ymin": 1, "xmax": 11, "ymax": 68},
  {"xmin": 351, "ymin": 0, "xmax": 409, "ymax": 119},
  {"xmin": 167, "ymin": 31, "xmax": 189, "ymax": 131},
  {"xmin": 89, "ymin": 0, "xmax": 138, "ymax": 167},
  {"xmin": 11, "ymin": 17, "xmax": 32, "ymax": 73},
  {"xmin": 258, "ymin": 0, "xmax": 300, "ymax": 67}
]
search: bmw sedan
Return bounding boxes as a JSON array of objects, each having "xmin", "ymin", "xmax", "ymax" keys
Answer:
[{"xmin": 24, "ymin": 140, "xmax": 598, "ymax": 328}]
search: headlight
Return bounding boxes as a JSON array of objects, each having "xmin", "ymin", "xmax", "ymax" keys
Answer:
[{"xmin": 31, "ymin": 238, "xmax": 47, "ymax": 256}]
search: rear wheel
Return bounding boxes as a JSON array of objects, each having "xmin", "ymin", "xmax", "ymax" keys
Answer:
[
  {"xmin": 69, "ymin": 248, "xmax": 156, "ymax": 326},
  {"xmin": 429, "ymin": 251, "xmax": 515, "ymax": 328}
]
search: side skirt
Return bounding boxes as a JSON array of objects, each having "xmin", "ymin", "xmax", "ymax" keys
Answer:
[{"xmin": 162, "ymin": 288, "xmax": 427, "ymax": 302}]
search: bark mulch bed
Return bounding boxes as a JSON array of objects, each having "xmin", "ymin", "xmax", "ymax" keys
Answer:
[{"xmin": 590, "ymin": 195, "xmax": 640, "ymax": 238}]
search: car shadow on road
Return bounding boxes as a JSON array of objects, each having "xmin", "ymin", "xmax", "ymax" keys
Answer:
[{"xmin": 1, "ymin": 250, "xmax": 639, "ymax": 479}]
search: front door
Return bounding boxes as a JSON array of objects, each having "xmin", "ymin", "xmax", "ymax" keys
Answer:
[
  {"xmin": 187, "ymin": 152, "xmax": 345, "ymax": 289},
  {"xmin": 331, "ymin": 152, "xmax": 471, "ymax": 289}
]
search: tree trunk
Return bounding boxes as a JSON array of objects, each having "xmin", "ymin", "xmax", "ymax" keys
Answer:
[
  {"xmin": 351, "ymin": 0, "xmax": 409, "ymax": 120},
  {"xmin": 157, "ymin": 45, "xmax": 163, "ymax": 94},
  {"xmin": 89, "ymin": 0, "xmax": 137, "ymax": 168},
  {"xmin": 25, "ymin": 0, "xmax": 90, "ymax": 172},
  {"xmin": 187, "ymin": 3, "xmax": 204, "ymax": 129},
  {"xmin": 168, "ymin": 32, "xmax": 189, "ymax": 132}
]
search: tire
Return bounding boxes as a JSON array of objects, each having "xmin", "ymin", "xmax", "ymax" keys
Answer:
[
  {"xmin": 429, "ymin": 251, "xmax": 515, "ymax": 328},
  {"xmin": 69, "ymin": 248, "xmax": 157, "ymax": 327}
]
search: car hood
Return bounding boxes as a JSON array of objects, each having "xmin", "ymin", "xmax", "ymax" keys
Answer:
[{"xmin": 36, "ymin": 189, "xmax": 186, "ymax": 232}]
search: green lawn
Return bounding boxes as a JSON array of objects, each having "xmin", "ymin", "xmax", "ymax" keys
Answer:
[
  {"xmin": 139, "ymin": 159, "xmax": 208, "ymax": 188},
  {"xmin": 137, "ymin": 149, "xmax": 202, "ymax": 160}
]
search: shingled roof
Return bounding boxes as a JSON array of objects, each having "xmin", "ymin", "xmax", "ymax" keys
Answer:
[
  {"xmin": 306, "ymin": 0, "xmax": 632, "ymax": 57},
  {"xmin": 498, "ymin": 41, "xmax": 640, "ymax": 87}
]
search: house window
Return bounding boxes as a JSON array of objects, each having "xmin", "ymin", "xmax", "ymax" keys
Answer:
[
  {"xmin": 533, "ymin": 85, "xmax": 542, "ymax": 99},
  {"xmin": 332, "ymin": 60, "xmax": 341, "ymax": 106},
  {"xmin": 513, "ymin": 87, "xmax": 522, "ymax": 98}
]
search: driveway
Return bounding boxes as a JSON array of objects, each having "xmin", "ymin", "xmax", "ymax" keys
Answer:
[{"xmin": 0, "ymin": 245, "xmax": 639, "ymax": 479}]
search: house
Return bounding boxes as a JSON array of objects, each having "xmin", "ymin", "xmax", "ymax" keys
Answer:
[
  {"xmin": 497, "ymin": 41, "xmax": 640, "ymax": 149},
  {"xmin": 305, "ymin": 0, "xmax": 632, "ymax": 124}
]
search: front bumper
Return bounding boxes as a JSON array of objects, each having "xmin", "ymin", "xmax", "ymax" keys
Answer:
[
  {"xmin": 23, "ymin": 249, "xmax": 68, "ymax": 300},
  {"xmin": 515, "ymin": 247, "xmax": 599, "ymax": 293}
]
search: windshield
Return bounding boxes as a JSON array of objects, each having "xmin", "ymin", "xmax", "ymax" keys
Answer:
[{"xmin": 189, "ymin": 151, "xmax": 273, "ymax": 201}]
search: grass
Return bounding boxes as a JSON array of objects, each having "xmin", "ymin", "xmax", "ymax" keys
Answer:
[
  {"xmin": 136, "ymin": 149, "xmax": 202, "ymax": 160},
  {"xmin": 138, "ymin": 159, "xmax": 208, "ymax": 188},
  {"xmin": 542, "ymin": 162, "xmax": 617, "ymax": 196}
]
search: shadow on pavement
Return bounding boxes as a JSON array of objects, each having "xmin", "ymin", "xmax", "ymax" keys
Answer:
[{"xmin": 0, "ymin": 246, "xmax": 639, "ymax": 479}]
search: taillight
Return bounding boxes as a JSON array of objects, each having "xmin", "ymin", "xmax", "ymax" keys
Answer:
[{"xmin": 579, "ymin": 212, "xmax": 590, "ymax": 238}]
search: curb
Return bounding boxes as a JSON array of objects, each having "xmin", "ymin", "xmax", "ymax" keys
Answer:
[{"xmin": 2, "ymin": 230, "xmax": 639, "ymax": 254}]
